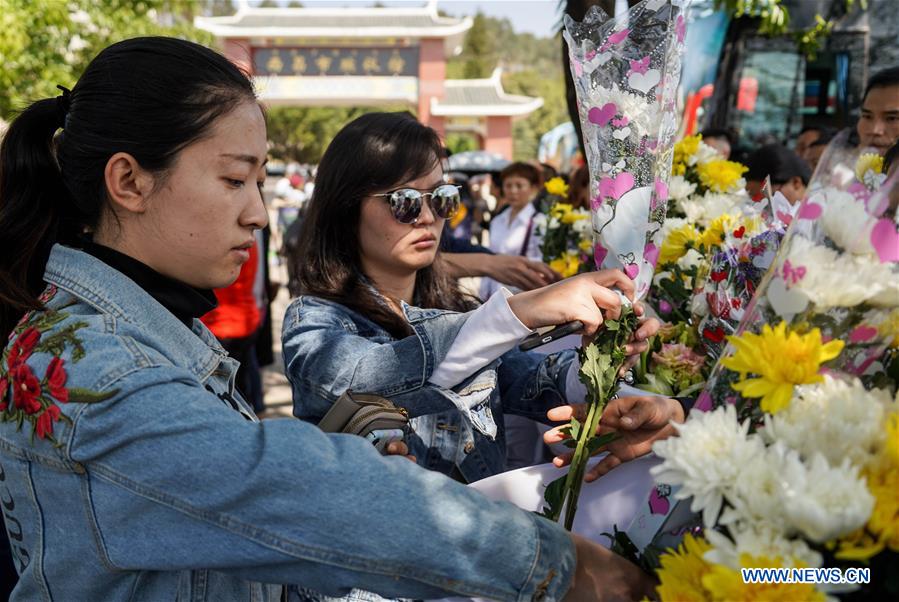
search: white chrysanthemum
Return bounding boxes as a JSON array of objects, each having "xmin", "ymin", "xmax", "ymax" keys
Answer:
[
  {"xmin": 571, "ymin": 216, "xmax": 592, "ymax": 236},
  {"xmin": 676, "ymin": 248, "xmax": 704, "ymax": 271},
  {"xmin": 763, "ymin": 376, "xmax": 894, "ymax": 468},
  {"xmin": 779, "ymin": 448, "xmax": 874, "ymax": 543},
  {"xmin": 704, "ymin": 525, "xmax": 823, "ymax": 570},
  {"xmin": 548, "ymin": 216, "xmax": 561, "ymax": 230},
  {"xmin": 651, "ymin": 405, "xmax": 766, "ymax": 527},
  {"xmin": 708, "ymin": 190, "xmax": 752, "ymax": 218},
  {"xmin": 659, "ymin": 217, "xmax": 689, "ymax": 242},
  {"xmin": 532, "ymin": 212, "xmax": 548, "ymax": 235},
  {"xmin": 678, "ymin": 191, "xmax": 746, "ymax": 226},
  {"xmin": 588, "ymin": 84, "xmax": 658, "ymax": 137},
  {"xmin": 818, "ymin": 189, "xmax": 877, "ymax": 256},
  {"xmin": 869, "ymin": 263, "xmax": 899, "ymax": 308},
  {"xmin": 719, "ymin": 443, "xmax": 792, "ymax": 532},
  {"xmin": 668, "ymin": 175, "xmax": 696, "ymax": 202},
  {"xmin": 785, "ymin": 237, "xmax": 889, "ymax": 308},
  {"xmin": 653, "ymin": 270, "xmax": 674, "ymax": 286},
  {"xmin": 693, "ymin": 141, "xmax": 722, "ymax": 166},
  {"xmin": 690, "ymin": 292, "xmax": 709, "ymax": 318}
]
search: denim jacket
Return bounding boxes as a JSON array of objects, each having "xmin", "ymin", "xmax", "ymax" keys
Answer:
[
  {"xmin": 282, "ymin": 295, "xmax": 576, "ymax": 483},
  {"xmin": 0, "ymin": 245, "xmax": 575, "ymax": 601}
]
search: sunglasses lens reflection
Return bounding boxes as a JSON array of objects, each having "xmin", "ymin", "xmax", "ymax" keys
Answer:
[
  {"xmin": 390, "ymin": 189, "xmax": 422, "ymax": 224},
  {"xmin": 387, "ymin": 186, "xmax": 460, "ymax": 223}
]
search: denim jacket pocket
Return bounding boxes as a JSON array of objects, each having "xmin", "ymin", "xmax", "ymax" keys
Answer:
[{"xmin": 435, "ymin": 363, "xmax": 499, "ymax": 439}]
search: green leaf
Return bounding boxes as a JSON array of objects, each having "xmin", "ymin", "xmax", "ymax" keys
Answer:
[
  {"xmin": 540, "ymin": 473, "xmax": 567, "ymax": 521},
  {"xmin": 585, "ymin": 431, "xmax": 619, "ymax": 455},
  {"xmin": 568, "ymin": 416, "xmax": 581, "ymax": 441},
  {"xmin": 605, "ymin": 319, "xmax": 620, "ymax": 332},
  {"xmin": 66, "ymin": 388, "xmax": 119, "ymax": 404}
]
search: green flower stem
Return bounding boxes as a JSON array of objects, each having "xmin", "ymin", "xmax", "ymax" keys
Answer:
[
  {"xmin": 551, "ymin": 305, "xmax": 637, "ymax": 530},
  {"xmin": 561, "ymin": 392, "xmax": 603, "ymax": 530}
]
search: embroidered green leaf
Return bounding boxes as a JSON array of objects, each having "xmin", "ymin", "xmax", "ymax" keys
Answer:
[
  {"xmin": 31, "ymin": 311, "xmax": 68, "ymax": 333},
  {"xmin": 67, "ymin": 388, "xmax": 118, "ymax": 404},
  {"xmin": 34, "ymin": 322, "xmax": 90, "ymax": 361}
]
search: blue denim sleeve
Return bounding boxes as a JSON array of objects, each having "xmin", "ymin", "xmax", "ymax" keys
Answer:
[
  {"xmin": 282, "ymin": 298, "xmax": 473, "ymax": 420},
  {"xmin": 496, "ymin": 348, "xmax": 577, "ymax": 424},
  {"xmin": 69, "ymin": 367, "xmax": 576, "ymax": 601}
]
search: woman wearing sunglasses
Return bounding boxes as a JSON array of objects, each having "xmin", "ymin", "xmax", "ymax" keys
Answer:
[
  {"xmin": 283, "ymin": 112, "xmax": 670, "ymax": 487},
  {"xmin": 0, "ymin": 39, "xmax": 662, "ymax": 602}
]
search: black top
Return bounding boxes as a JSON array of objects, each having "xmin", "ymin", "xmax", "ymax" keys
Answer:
[{"xmin": 78, "ymin": 240, "xmax": 217, "ymax": 327}]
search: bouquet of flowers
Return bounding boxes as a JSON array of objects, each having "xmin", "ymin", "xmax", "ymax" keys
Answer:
[
  {"xmin": 651, "ymin": 376, "xmax": 898, "ymax": 601},
  {"xmin": 540, "ymin": 0, "xmax": 686, "ymax": 529},
  {"xmin": 533, "ymin": 178, "xmax": 593, "ymax": 278},
  {"xmin": 632, "ymin": 136, "xmax": 767, "ymax": 395},
  {"xmin": 620, "ymin": 167, "xmax": 899, "ymax": 600}
]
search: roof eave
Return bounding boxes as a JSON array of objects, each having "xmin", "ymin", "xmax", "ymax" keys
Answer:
[{"xmin": 431, "ymin": 97, "xmax": 544, "ymax": 117}]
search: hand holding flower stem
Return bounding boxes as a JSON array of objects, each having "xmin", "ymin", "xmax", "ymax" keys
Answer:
[{"xmin": 543, "ymin": 303, "xmax": 638, "ymax": 529}]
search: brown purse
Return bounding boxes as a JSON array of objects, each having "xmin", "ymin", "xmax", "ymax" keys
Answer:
[{"xmin": 317, "ymin": 390, "xmax": 410, "ymax": 453}]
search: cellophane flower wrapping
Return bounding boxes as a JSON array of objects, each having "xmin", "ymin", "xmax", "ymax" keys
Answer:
[
  {"xmin": 623, "ymin": 136, "xmax": 899, "ymax": 600},
  {"xmin": 563, "ymin": 0, "xmax": 687, "ymax": 300}
]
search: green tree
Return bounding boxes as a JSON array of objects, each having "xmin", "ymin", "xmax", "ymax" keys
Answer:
[
  {"xmin": 265, "ymin": 105, "xmax": 408, "ymax": 164},
  {"xmin": 445, "ymin": 133, "xmax": 480, "ymax": 155},
  {"xmin": 447, "ymin": 11, "xmax": 566, "ymax": 160},
  {"xmin": 0, "ymin": 0, "xmax": 214, "ymax": 119},
  {"xmin": 461, "ymin": 13, "xmax": 495, "ymax": 79},
  {"xmin": 207, "ymin": 0, "xmax": 236, "ymax": 16}
]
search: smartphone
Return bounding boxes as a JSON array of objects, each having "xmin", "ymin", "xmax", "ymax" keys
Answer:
[{"xmin": 518, "ymin": 320, "xmax": 584, "ymax": 352}]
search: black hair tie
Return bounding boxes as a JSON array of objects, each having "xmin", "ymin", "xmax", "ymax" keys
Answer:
[{"xmin": 55, "ymin": 84, "xmax": 71, "ymax": 129}]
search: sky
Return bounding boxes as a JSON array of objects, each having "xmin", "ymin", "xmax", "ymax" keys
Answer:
[{"xmin": 290, "ymin": 1, "xmax": 564, "ymax": 38}]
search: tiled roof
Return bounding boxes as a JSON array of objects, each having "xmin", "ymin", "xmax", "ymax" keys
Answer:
[{"xmin": 432, "ymin": 69, "xmax": 543, "ymax": 116}]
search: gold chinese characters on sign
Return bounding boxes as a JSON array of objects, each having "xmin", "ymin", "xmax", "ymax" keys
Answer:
[{"xmin": 254, "ymin": 47, "xmax": 419, "ymax": 77}]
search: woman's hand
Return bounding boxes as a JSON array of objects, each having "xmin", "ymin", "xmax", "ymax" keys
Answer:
[
  {"xmin": 545, "ymin": 395, "xmax": 684, "ymax": 481},
  {"xmin": 619, "ymin": 305, "xmax": 661, "ymax": 375},
  {"xmin": 385, "ymin": 441, "xmax": 416, "ymax": 463},
  {"xmin": 563, "ymin": 533, "xmax": 656, "ymax": 601},
  {"xmin": 507, "ymin": 271, "xmax": 635, "ymax": 336}
]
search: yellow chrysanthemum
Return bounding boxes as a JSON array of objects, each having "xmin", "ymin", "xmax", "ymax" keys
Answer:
[
  {"xmin": 545, "ymin": 177, "xmax": 569, "ymax": 197},
  {"xmin": 672, "ymin": 135, "xmax": 702, "ymax": 177},
  {"xmin": 702, "ymin": 554, "xmax": 826, "ymax": 602},
  {"xmin": 836, "ymin": 411, "xmax": 899, "ymax": 561},
  {"xmin": 697, "ymin": 159, "xmax": 748, "ymax": 193},
  {"xmin": 660, "ymin": 224, "xmax": 701, "ymax": 265},
  {"xmin": 655, "ymin": 534, "xmax": 714, "ymax": 602},
  {"xmin": 855, "ymin": 153, "xmax": 884, "ymax": 181},
  {"xmin": 549, "ymin": 202, "xmax": 588, "ymax": 224},
  {"xmin": 548, "ymin": 251, "xmax": 581, "ymax": 278},
  {"xmin": 721, "ymin": 322, "xmax": 845, "ymax": 414},
  {"xmin": 561, "ymin": 211, "xmax": 588, "ymax": 225},
  {"xmin": 878, "ymin": 309, "xmax": 899, "ymax": 348},
  {"xmin": 578, "ymin": 238, "xmax": 593, "ymax": 252},
  {"xmin": 701, "ymin": 214, "xmax": 735, "ymax": 249},
  {"xmin": 674, "ymin": 134, "xmax": 702, "ymax": 165}
]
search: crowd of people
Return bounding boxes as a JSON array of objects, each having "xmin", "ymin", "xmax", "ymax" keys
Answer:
[{"xmin": 0, "ymin": 34, "xmax": 897, "ymax": 602}]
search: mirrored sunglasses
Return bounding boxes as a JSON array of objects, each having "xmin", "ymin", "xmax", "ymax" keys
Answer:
[{"xmin": 372, "ymin": 184, "xmax": 461, "ymax": 224}]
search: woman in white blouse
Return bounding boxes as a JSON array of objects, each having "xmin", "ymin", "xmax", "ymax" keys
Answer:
[{"xmin": 480, "ymin": 162, "xmax": 549, "ymax": 299}]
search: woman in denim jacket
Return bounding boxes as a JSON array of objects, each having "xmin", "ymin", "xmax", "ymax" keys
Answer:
[
  {"xmin": 283, "ymin": 113, "xmax": 678, "ymax": 488},
  {"xmin": 0, "ymin": 37, "xmax": 662, "ymax": 601}
]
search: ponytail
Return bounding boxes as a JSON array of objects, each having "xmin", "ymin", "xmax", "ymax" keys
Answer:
[
  {"xmin": 0, "ymin": 95, "xmax": 78, "ymax": 340},
  {"xmin": 0, "ymin": 36, "xmax": 256, "ymax": 342}
]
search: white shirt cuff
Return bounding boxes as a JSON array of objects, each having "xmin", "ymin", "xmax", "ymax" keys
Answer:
[{"xmin": 429, "ymin": 288, "xmax": 532, "ymax": 389}]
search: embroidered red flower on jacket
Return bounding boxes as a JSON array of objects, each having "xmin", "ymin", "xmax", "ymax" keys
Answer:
[
  {"xmin": 45, "ymin": 357, "xmax": 69, "ymax": 402},
  {"xmin": 11, "ymin": 364, "xmax": 43, "ymax": 415},
  {"xmin": 0, "ymin": 375, "xmax": 8, "ymax": 412},
  {"xmin": 8, "ymin": 327, "xmax": 40, "ymax": 369},
  {"xmin": 35, "ymin": 404, "xmax": 61, "ymax": 440}
]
